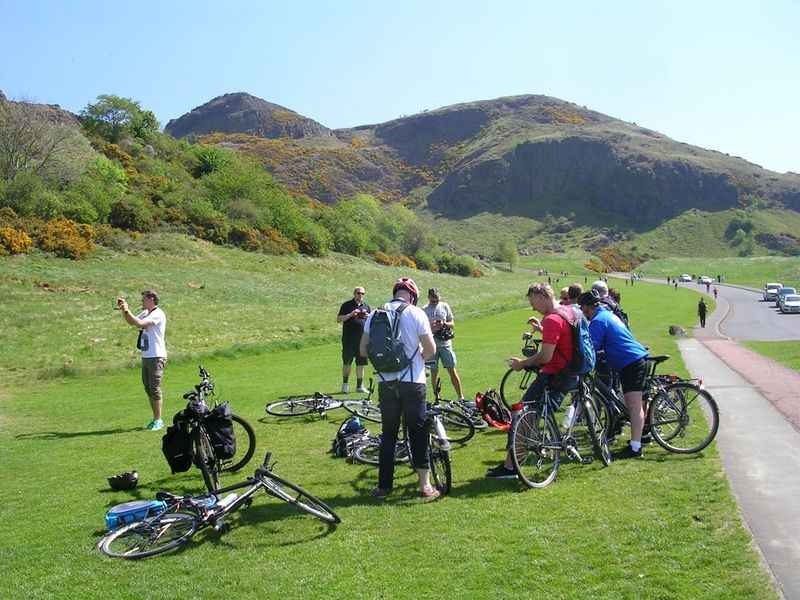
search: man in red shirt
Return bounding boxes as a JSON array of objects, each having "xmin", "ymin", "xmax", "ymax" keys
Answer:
[{"xmin": 486, "ymin": 282, "xmax": 575, "ymax": 478}]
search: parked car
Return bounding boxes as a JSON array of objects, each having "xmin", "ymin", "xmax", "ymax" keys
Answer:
[
  {"xmin": 699, "ymin": 276, "xmax": 713, "ymax": 285},
  {"xmin": 679, "ymin": 274, "xmax": 692, "ymax": 282},
  {"xmin": 776, "ymin": 287, "xmax": 797, "ymax": 308},
  {"xmin": 764, "ymin": 283, "xmax": 783, "ymax": 302},
  {"xmin": 780, "ymin": 294, "xmax": 800, "ymax": 314}
]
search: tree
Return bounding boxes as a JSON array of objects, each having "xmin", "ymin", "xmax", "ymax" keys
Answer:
[
  {"xmin": 496, "ymin": 240, "xmax": 519, "ymax": 271},
  {"xmin": 0, "ymin": 101, "xmax": 87, "ymax": 182},
  {"xmin": 80, "ymin": 95, "xmax": 159, "ymax": 143}
]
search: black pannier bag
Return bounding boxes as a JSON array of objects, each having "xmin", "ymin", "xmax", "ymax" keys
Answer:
[
  {"xmin": 204, "ymin": 401, "xmax": 236, "ymax": 460},
  {"xmin": 161, "ymin": 418, "xmax": 193, "ymax": 473}
]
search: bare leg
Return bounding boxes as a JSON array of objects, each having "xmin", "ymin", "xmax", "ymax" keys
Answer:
[
  {"xmin": 342, "ymin": 363, "xmax": 352, "ymax": 381},
  {"xmin": 417, "ymin": 468, "xmax": 432, "ymax": 492},
  {"xmin": 447, "ymin": 367, "xmax": 464, "ymax": 399},
  {"xmin": 356, "ymin": 364, "xmax": 365, "ymax": 381},
  {"xmin": 624, "ymin": 391, "xmax": 644, "ymax": 443}
]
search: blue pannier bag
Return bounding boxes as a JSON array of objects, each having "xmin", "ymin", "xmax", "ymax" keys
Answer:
[{"xmin": 105, "ymin": 500, "xmax": 167, "ymax": 530}]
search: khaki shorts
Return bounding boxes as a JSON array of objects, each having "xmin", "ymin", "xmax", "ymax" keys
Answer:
[{"xmin": 142, "ymin": 357, "xmax": 166, "ymax": 402}]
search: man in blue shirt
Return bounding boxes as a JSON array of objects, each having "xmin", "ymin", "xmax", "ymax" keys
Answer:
[{"xmin": 579, "ymin": 290, "xmax": 649, "ymax": 458}]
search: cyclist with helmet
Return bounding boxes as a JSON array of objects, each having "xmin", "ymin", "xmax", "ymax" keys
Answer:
[
  {"xmin": 578, "ymin": 290, "xmax": 649, "ymax": 458},
  {"xmin": 359, "ymin": 277, "xmax": 437, "ymax": 500}
]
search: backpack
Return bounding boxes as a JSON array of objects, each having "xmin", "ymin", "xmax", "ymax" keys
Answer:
[
  {"xmin": 554, "ymin": 308, "xmax": 596, "ymax": 376},
  {"xmin": 600, "ymin": 297, "xmax": 630, "ymax": 329},
  {"xmin": 366, "ymin": 302, "xmax": 417, "ymax": 376},
  {"xmin": 331, "ymin": 416, "xmax": 369, "ymax": 458},
  {"xmin": 161, "ymin": 418, "xmax": 193, "ymax": 473},
  {"xmin": 475, "ymin": 390, "xmax": 512, "ymax": 431},
  {"xmin": 204, "ymin": 401, "xmax": 236, "ymax": 460}
]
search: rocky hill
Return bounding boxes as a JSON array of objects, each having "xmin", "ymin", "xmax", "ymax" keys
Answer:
[
  {"xmin": 166, "ymin": 92, "xmax": 800, "ymax": 228},
  {"xmin": 164, "ymin": 93, "xmax": 332, "ymax": 140}
]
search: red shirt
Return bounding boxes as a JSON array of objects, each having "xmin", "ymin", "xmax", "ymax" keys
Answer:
[{"xmin": 540, "ymin": 308, "xmax": 574, "ymax": 374}]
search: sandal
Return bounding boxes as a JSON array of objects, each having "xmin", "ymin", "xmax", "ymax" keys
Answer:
[{"xmin": 419, "ymin": 486, "xmax": 441, "ymax": 501}]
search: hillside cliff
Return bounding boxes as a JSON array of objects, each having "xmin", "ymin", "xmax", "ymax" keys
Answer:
[{"xmin": 166, "ymin": 93, "xmax": 800, "ymax": 228}]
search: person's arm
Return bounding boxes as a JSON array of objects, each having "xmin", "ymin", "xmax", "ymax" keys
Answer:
[
  {"xmin": 443, "ymin": 304, "xmax": 455, "ymax": 328},
  {"xmin": 359, "ymin": 314, "xmax": 372, "ymax": 357},
  {"xmin": 420, "ymin": 332, "xmax": 436, "ymax": 362},
  {"xmin": 510, "ymin": 343, "xmax": 555, "ymax": 371},
  {"xmin": 336, "ymin": 303, "xmax": 358, "ymax": 324},
  {"xmin": 117, "ymin": 299, "xmax": 154, "ymax": 328}
]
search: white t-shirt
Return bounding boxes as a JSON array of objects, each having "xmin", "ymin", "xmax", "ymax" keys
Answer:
[
  {"xmin": 363, "ymin": 299, "xmax": 431, "ymax": 384},
  {"xmin": 137, "ymin": 307, "xmax": 167, "ymax": 359}
]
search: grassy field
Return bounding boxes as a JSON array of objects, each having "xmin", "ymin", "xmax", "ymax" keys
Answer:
[
  {"xmin": 0, "ymin": 248, "xmax": 775, "ymax": 599},
  {"xmin": 639, "ymin": 256, "xmax": 800, "ymax": 290},
  {"xmin": 742, "ymin": 341, "xmax": 800, "ymax": 373}
]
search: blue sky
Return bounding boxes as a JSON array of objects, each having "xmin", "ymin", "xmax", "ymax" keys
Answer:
[{"xmin": 1, "ymin": 0, "xmax": 798, "ymax": 173}]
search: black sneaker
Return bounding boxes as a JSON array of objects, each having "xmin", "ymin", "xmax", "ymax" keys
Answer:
[
  {"xmin": 615, "ymin": 444, "xmax": 643, "ymax": 460},
  {"xmin": 485, "ymin": 464, "xmax": 518, "ymax": 479}
]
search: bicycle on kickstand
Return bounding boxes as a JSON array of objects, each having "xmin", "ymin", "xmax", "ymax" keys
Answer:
[
  {"xmin": 98, "ymin": 451, "xmax": 340, "ymax": 559},
  {"xmin": 510, "ymin": 375, "xmax": 611, "ymax": 488},
  {"xmin": 179, "ymin": 366, "xmax": 256, "ymax": 493},
  {"xmin": 351, "ymin": 404, "xmax": 453, "ymax": 495}
]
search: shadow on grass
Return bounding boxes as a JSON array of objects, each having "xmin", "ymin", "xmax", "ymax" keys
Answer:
[{"xmin": 16, "ymin": 426, "xmax": 142, "ymax": 440}]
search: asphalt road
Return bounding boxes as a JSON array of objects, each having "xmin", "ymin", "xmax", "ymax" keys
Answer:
[{"xmin": 614, "ymin": 275, "xmax": 800, "ymax": 341}]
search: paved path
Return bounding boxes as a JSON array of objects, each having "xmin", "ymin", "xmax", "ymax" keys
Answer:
[{"xmin": 678, "ymin": 339, "xmax": 800, "ymax": 599}]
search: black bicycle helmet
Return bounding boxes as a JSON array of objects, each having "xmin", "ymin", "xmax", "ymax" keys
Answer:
[
  {"xmin": 577, "ymin": 289, "xmax": 602, "ymax": 307},
  {"xmin": 108, "ymin": 471, "xmax": 139, "ymax": 491}
]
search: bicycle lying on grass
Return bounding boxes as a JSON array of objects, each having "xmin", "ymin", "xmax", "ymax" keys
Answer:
[
  {"xmin": 98, "ymin": 451, "xmax": 340, "ymax": 559},
  {"xmin": 351, "ymin": 404, "xmax": 453, "ymax": 495},
  {"xmin": 590, "ymin": 354, "xmax": 719, "ymax": 454},
  {"xmin": 510, "ymin": 374, "xmax": 611, "ymax": 488},
  {"xmin": 166, "ymin": 366, "xmax": 256, "ymax": 493},
  {"xmin": 266, "ymin": 382, "xmax": 382, "ymax": 422}
]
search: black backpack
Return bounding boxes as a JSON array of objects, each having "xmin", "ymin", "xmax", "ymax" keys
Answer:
[
  {"xmin": 330, "ymin": 417, "xmax": 369, "ymax": 458},
  {"xmin": 161, "ymin": 418, "xmax": 193, "ymax": 473},
  {"xmin": 366, "ymin": 302, "xmax": 417, "ymax": 376},
  {"xmin": 600, "ymin": 297, "xmax": 630, "ymax": 329},
  {"xmin": 204, "ymin": 402, "xmax": 236, "ymax": 460}
]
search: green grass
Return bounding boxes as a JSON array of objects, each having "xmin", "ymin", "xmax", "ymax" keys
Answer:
[
  {"xmin": 742, "ymin": 341, "xmax": 800, "ymax": 373},
  {"xmin": 639, "ymin": 255, "xmax": 800, "ymax": 290},
  {"xmin": 0, "ymin": 233, "xmax": 556, "ymax": 384},
  {"xmin": 0, "ymin": 275, "xmax": 775, "ymax": 599}
]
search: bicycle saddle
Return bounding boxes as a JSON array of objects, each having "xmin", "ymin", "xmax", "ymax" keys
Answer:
[{"xmin": 647, "ymin": 355, "xmax": 670, "ymax": 365}]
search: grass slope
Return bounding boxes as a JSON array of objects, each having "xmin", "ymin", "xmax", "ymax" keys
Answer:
[
  {"xmin": 742, "ymin": 341, "xmax": 800, "ymax": 373},
  {"xmin": 0, "ymin": 268, "xmax": 774, "ymax": 599}
]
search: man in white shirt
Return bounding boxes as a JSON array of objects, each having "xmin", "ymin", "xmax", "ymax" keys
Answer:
[
  {"xmin": 117, "ymin": 290, "xmax": 168, "ymax": 431},
  {"xmin": 360, "ymin": 277, "xmax": 437, "ymax": 500}
]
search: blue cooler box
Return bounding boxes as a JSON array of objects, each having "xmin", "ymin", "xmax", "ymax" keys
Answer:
[{"xmin": 105, "ymin": 500, "xmax": 168, "ymax": 530}]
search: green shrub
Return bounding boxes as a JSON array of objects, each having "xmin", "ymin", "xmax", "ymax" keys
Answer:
[
  {"xmin": 294, "ymin": 221, "xmax": 330, "ymax": 256},
  {"xmin": 109, "ymin": 196, "xmax": 154, "ymax": 232},
  {"xmin": 413, "ymin": 250, "xmax": 438, "ymax": 271}
]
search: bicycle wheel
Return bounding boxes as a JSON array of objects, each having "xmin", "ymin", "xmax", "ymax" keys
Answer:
[
  {"xmin": 438, "ymin": 407, "xmax": 476, "ymax": 444},
  {"xmin": 445, "ymin": 401, "xmax": 488, "ymax": 430},
  {"xmin": 220, "ymin": 414, "xmax": 256, "ymax": 473},
  {"xmin": 261, "ymin": 471, "xmax": 341, "ymax": 524},
  {"xmin": 510, "ymin": 409, "xmax": 560, "ymax": 488},
  {"xmin": 352, "ymin": 438, "xmax": 409, "ymax": 466},
  {"xmin": 194, "ymin": 429, "xmax": 219, "ymax": 492},
  {"xmin": 649, "ymin": 383, "xmax": 719, "ymax": 454},
  {"xmin": 429, "ymin": 445, "xmax": 452, "ymax": 495},
  {"xmin": 98, "ymin": 513, "xmax": 197, "ymax": 559},
  {"xmin": 583, "ymin": 397, "xmax": 612, "ymax": 466},
  {"xmin": 499, "ymin": 368, "xmax": 534, "ymax": 409},
  {"xmin": 342, "ymin": 399, "xmax": 382, "ymax": 423},
  {"xmin": 265, "ymin": 397, "xmax": 315, "ymax": 417}
]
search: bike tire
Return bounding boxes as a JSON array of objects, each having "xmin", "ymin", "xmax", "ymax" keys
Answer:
[
  {"xmin": 649, "ymin": 383, "xmax": 719, "ymax": 454},
  {"xmin": 352, "ymin": 438, "xmax": 409, "ymax": 466},
  {"xmin": 261, "ymin": 471, "xmax": 341, "ymax": 524},
  {"xmin": 444, "ymin": 401, "xmax": 488, "ymax": 430},
  {"xmin": 220, "ymin": 414, "xmax": 256, "ymax": 473},
  {"xmin": 265, "ymin": 398, "xmax": 315, "ymax": 417},
  {"xmin": 439, "ymin": 407, "xmax": 476, "ymax": 444},
  {"xmin": 429, "ymin": 445, "xmax": 452, "ymax": 495},
  {"xmin": 194, "ymin": 429, "xmax": 220, "ymax": 493},
  {"xmin": 584, "ymin": 397, "xmax": 612, "ymax": 466},
  {"xmin": 510, "ymin": 408, "xmax": 560, "ymax": 488},
  {"xmin": 98, "ymin": 512, "xmax": 197, "ymax": 559},
  {"xmin": 342, "ymin": 399, "xmax": 382, "ymax": 423},
  {"xmin": 499, "ymin": 368, "xmax": 534, "ymax": 410}
]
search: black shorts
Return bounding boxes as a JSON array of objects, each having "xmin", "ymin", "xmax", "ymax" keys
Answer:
[
  {"xmin": 619, "ymin": 357, "xmax": 648, "ymax": 393},
  {"xmin": 342, "ymin": 340, "xmax": 367, "ymax": 366}
]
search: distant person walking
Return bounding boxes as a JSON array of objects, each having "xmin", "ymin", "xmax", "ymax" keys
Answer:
[
  {"xmin": 116, "ymin": 290, "xmax": 167, "ymax": 431},
  {"xmin": 698, "ymin": 298, "xmax": 707, "ymax": 328},
  {"xmin": 337, "ymin": 287, "xmax": 370, "ymax": 394},
  {"xmin": 713, "ymin": 287, "xmax": 719, "ymax": 300}
]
